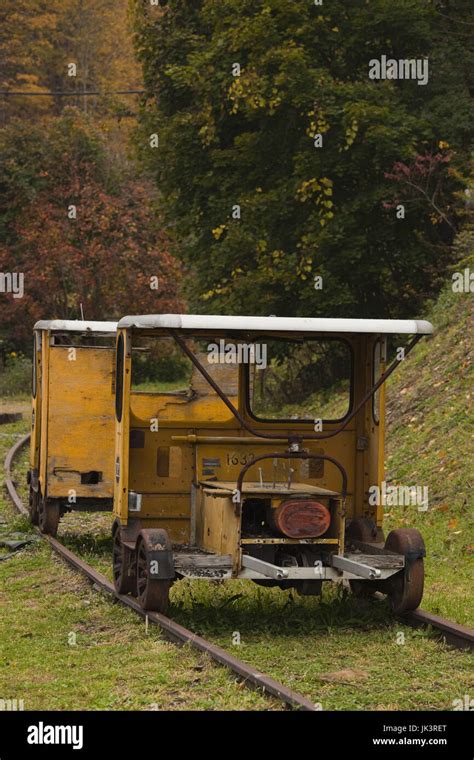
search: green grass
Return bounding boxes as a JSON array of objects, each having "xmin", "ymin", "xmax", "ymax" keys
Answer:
[
  {"xmin": 0, "ymin": 357, "xmax": 32, "ymax": 397},
  {"xmin": 384, "ymin": 273, "xmax": 474, "ymax": 627},
  {"xmin": 253, "ymin": 379, "xmax": 350, "ymax": 421},
  {"xmin": 132, "ymin": 379, "xmax": 190, "ymax": 393},
  {"xmin": 10, "ymin": 498, "xmax": 471, "ymax": 712}
]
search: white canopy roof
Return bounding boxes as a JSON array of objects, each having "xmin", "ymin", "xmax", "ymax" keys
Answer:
[
  {"xmin": 34, "ymin": 320, "xmax": 117, "ymax": 334},
  {"xmin": 117, "ymin": 314, "xmax": 434, "ymax": 335}
]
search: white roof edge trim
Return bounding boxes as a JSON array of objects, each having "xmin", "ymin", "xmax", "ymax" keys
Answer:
[
  {"xmin": 117, "ymin": 314, "xmax": 434, "ymax": 335},
  {"xmin": 34, "ymin": 320, "xmax": 118, "ymax": 333}
]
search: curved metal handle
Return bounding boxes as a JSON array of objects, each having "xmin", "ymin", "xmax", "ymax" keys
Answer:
[{"xmin": 234, "ymin": 451, "xmax": 348, "ymax": 509}]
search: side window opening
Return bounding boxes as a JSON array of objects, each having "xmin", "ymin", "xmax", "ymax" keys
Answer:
[
  {"xmin": 131, "ymin": 336, "xmax": 192, "ymax": 394},
  {"xmin": 248, "ymin": 338, "xmax": 352, "ymax": 423}
]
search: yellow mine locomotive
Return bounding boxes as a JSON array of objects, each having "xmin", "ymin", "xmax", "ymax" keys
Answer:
[
  {"xmin": 28, "ymin": 320, "xmax": 117, "ymax": 536},
  {"xmin": 111, "ymin": 314, "xmax": 433, "ymax": 614}
]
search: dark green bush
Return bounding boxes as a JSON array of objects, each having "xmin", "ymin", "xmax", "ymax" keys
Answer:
[{"xmin": 0, "ymin": 353, "xmax": 32, "ymax": 396}]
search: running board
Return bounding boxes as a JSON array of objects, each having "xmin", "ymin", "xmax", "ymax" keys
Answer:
[
  {"xmin": 240, "ymin": 554, "xmax": 325, "ymax": 580},
  {"xmin": 330, "ymin": 552, "xmax": 404, "ymax": 579}
]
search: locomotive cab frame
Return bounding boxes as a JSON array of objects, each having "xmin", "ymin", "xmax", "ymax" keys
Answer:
[
  {"xmin": 29, "ymin": 320, "xmax": 117, "ymax": 536},
  {"xmin": 112, "ymin": 314, "xmax": 433, "ymax": 614}
]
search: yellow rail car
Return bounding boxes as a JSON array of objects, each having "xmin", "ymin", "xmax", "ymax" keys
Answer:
[
  {"xmin": 111, "ymin": 314, "xmax": 433, "ymax": 614},
  {"xmin": 28, "ymin": 320, "xmax": 117, "ymax": 536}
]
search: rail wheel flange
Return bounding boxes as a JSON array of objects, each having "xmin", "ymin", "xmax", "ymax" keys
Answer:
[
  {"xmin": 38, "ymin": 498, "xmax": 60, "ymax": 536},
  {"xmin": 136, "ymin": 529, "xmax": 172, "ymax": 613},
  {"xmin": 384, "ymin": 528, "xmax": 425, "ymax": 614},
  {"xmin": 112, "ymin": 524, "xmax": 135, "ymax": 595},
  {"xmin": 28, "ymin": 486, "xmax": 40, "ymax": 526}
]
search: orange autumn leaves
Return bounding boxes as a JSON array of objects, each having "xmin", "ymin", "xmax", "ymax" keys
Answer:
[{"xmin": 0, "ymin": 169, "xmax": 183, "ymax": 343}]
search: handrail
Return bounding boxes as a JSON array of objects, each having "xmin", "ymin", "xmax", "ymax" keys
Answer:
[{"xmin": 234, "ymin": 451, "xmax": 348, "ymax": 510}]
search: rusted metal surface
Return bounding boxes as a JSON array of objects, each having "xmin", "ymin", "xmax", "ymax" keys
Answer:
[
  {"xmin": 403, "ymin": 609, "xmax": 474, "ymax": 651},
  {"xmin": 4, "ymin": 433, "xmax": 317, "ymax": 711},
  {"xmin": 4, "ymin": 433, "xmax": 30, "ymax": 517},
  {"xmin": 384, "ymin": 528, "xmax": 425, "ymax": 614},
  {"xmin": 267, "ymin": 499, "xmax": 331, "ymax": 538}
]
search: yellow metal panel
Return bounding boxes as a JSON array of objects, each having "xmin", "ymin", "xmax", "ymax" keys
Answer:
[
  {"xmin": 200, "ymin": 492, "xmax": 240, "ymax": 562},
  {"xmin": 114, "ymin": 330, "xmax": 132, "ymax": 523},
  {"xmin": 353, "ymin": 336, "xmax": 367, "ymax": 518},
  {"xmin": 130, "ymin": 392, "xmax": 236, "ymax": 423},
  {"xmin": 202, "ymin": 494, "xmax": 223, "ymax": 554},
  {"xmin": 196, "ymin": 439, "xmax": 354, "ymax": 498},
  {"xmin": 139, "ymin": 494, "xmax": 189, "ymax": 516},
  {"xmin": 46, "ymin": 345, "xmax": 115, "ymax": 499},
  {"xmin": 364, "ymin": 336, "xmax": 385, "ymax": 527},
  {"xmin": 221, "ymin": 496, "xmax": 241, "ymax": 572},
  {"xmin": 376, "ymin": 351, "xmax": 386, "ymax": 528},
  {"xmin": 30, "ymin": 332, "xmax": 42, "ymax": 472},
  {"xmin": 128, "ymin": 430, "xmax": 193, "ymax": 493},
  {"xmin": 39, "ymin": 332, "xmax": 50, "ymax": 494},
  {"xmin": 195, "ymin": 488, "xmax": 204, "ymax": 547}
]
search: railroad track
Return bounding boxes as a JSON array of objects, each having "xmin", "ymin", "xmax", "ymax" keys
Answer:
[
  {"xmin": 4, "ymin": 433, "xmax": 317, "ymax": 711},
  {"xmin": 4, "ymin": 433, "xmax": 473, "ymax": 714}
]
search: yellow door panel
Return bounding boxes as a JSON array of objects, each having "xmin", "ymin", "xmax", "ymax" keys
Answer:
[{"xmin": 46, "ymin": 346, "xmax": 115, "ymax": 499}]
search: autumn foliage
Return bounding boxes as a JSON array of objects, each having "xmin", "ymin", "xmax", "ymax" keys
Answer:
[{"xmin": 0, "ymin": 111, "xmax": 183, "ymax": 349}]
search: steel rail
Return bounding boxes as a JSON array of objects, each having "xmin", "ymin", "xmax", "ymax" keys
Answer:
[
  {"xmin": 4, "ymin": 433, "xmax": 30, "ymax": 517},
  {"xmin": 44, "ymin": 537, "xmax": 318, "ymax": 709},
  {"xmin": 402, "ymin": 609, "xmax": 474, "ymax": 651},
  {"xmin": 4, "ymin": 433, "xmax": 317, "ymax": 711}
]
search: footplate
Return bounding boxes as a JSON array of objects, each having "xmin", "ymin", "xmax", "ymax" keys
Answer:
[{"xmin": 331, "ymin": 552, "xmax": 405, "ymax": 579}]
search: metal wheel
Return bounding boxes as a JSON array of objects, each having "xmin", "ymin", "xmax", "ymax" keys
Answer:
[
  {"xmin": 38, "ymin": 498, "xmax": 60, "ymax": 536},
  {"xmin": 349, "ymin": 578, "xmax": 379, "ymax": 598},
  {"xmin": 384, "ymin": 528, "xmax": 425, "ymax": 614},
  {"xmin": 136, "ymin": 530, "xmax": 171, "ymax": 613},
  {"xmin": 275, "ymin": 549, "xmax": 322, "ymax": 595},
  {"xmin": 112, "ymin": 526, "xmax": 135, "ymax": 595},
  {"xmin": 295, "ymin": 549, "xmax": 322, "ymax": 596},
  {"xmin": 28, "ymin": 487, "xmax": 39, "ymax": 526},
  {"xmin": 346, "ymin": 516, "xmax": 379, "ymax": 544}
]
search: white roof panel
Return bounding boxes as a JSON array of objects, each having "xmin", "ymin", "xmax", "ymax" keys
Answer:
[
  {"xmin": 34, "ymin": 320, "xmax": 117, "ymax": 334},
  {"xmin": 117, "ymin": 314, "xmax": 434, "ymax": 335}
]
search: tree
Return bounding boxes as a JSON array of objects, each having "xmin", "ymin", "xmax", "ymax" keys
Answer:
[
  {"xmin": 0, "ymin": 0, "xmax": 61, "ymax": 121},
  {"xmin": 0, "ymin": 109, "xmax": 183, "ymax": 348},
  {"xmin": 131, "ymin": 0, "xmax": 473, "ymax": 318},
  {"xmin": 0, "ymin": 0, "xmax": 141, "ymax": 122}
]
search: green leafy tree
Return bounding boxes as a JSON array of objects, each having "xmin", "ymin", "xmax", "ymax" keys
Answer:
[{"xmin": 131, "ymin": 0, "xmax": 473, "ymax": 318}]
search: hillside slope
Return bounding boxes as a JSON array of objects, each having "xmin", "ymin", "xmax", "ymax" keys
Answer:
[{"xmin": 384, "ymin": 230, "xmax": 473, "ymax": 625}]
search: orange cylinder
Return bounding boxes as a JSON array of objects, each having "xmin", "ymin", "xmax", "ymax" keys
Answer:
[{"xmin": 267, "ymin": 499, "xmax": 331, "ymax": 538}]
